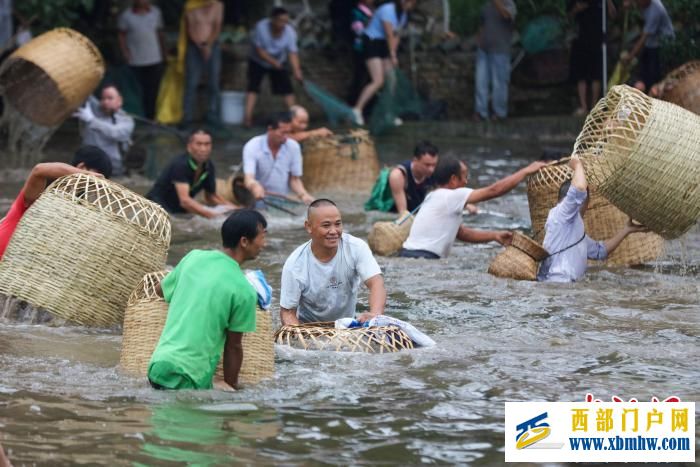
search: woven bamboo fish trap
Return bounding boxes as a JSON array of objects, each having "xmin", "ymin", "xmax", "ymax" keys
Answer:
[
  {"xmin": 275, "ymin": 322, "xmax": 414, "ymax": 353},
  {"xmin": 527, "ymin": 160, "xmax": 664, "ymax": 266},
  {"xmin": 120, "ymin": 271, "xmax": 169, "ymax": 375},
  {"xmin": 302, "ymin": 129, "xmax": 380, "ymax": 194},
  {"xmin": 120, "ymin": 270, "xmax": 274, "ymax": 384},
  {"xmin": 488, "ymin": 232, "xmax": 548, "ymax": 281},
  {"xmin": 0, "ymin": 174, "xmax": 171, "ymax": 327},
  {"xmin": 655, "ymin": 60, "xmax": 700, "ymax": 115},
  {"xmin": 572, "ymin": 85, "xmax": 700, "ymax": 239},
  {"xmin": 368, "ymin": 211, "xmax": 414, "ymax": 256},
  {"xmin": 0, "ymin": 28, "xmax": 105, "ymax": 127},
  {"xmin": 215, "ymin": 174, "xmax": 255, "ymax": 207}
]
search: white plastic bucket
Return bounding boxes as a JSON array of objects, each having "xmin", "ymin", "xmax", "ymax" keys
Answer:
[{"xmin": 221, "ymin": 91, "xmax": 246, "ymax": 124}]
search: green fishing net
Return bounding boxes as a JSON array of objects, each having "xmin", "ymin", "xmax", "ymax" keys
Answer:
[
  {"xmin": 303, "ymin": 80, "xmax": 356, "ymax": 126},
  {"xmin": 368, "ymin": 69, "xmax": 423, "ymax": 136},
  {"xmin": 520, "ymin": 16, "xmax": 564, "ymax": 55}
]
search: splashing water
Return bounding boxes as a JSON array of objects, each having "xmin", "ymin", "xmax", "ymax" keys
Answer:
[{"xmin": 0, "ymin": 99, "xmax": 58, "ymax": 167}]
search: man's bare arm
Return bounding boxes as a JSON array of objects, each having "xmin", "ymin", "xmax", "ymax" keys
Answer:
[
  {"xmin": 222, "ymin": 330, "xmax": 243, "ymax": 389},
  {"xmin": 280, "ymin": 306, "xmax": 300, "ymax": 326},
  {"xmin": 174, "ymin": 183, "xmax": 217, "ymax": 218},
  {"xmin": 388, "ymin": 167, "xmax": 408, "ymax": 213}
]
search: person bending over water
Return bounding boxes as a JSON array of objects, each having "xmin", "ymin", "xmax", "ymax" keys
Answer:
[
  {"xmin": 400, "ymin": 157, "xmax": 546, "ymax": 259},
  {"xmin": 537, "ymin": 158, "xmax": 648, "ymax": 282},
  {"xmin": 280, "ymin": 199, "xmax": 386, "ymax": 325},
  {"xmin": 0, "ymin": 146, "xmax": 112, "ymax": 260},
  {"xmin": 288, "ymin": 105, "xmax": 333, "ymax": 143},
  {"xmin": 148, "ymin": 209, "xmax": 267, "ymax": 391},
  {"xmin": 147, "ymin": 128, "xmax": 237, "ymax": 218}
]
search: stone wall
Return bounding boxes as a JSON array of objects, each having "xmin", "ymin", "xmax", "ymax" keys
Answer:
[{"xmin": 218, "ymin": 42, "xmax": 575, "ymax": 123}]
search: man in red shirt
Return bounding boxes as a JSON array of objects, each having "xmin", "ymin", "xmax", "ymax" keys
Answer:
[{"xmin": 0, "ymin": 146, "xmax": 113, "ymax": 259}]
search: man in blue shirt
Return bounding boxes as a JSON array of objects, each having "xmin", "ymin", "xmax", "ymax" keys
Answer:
[
  {"xmin": 244, "ymin": 7, "xmax": 303, "ymax": 127},
  {"xmin": 538, "ymin": 158, "xmax": 649, "ymax": 282}
]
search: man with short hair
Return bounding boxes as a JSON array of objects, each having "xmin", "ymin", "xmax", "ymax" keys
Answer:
[
  {"xmin": 243, "ymin": 112, "xmax": 314, "ymax": 204},
  {"xmin": 280, "ymin": 198, "xmax": 386, "ymax": 325},
  {"xmin": 147, "ymin": 129, "xmax": 236, "ymax": 218},
  {"xmin": 401, "ymin": 157, "xmax": 546, "ymax": 259},
  {"xmin": 288, "ymin": 105, "xmax": 333, "ymax": 143},
  {"xmin": 182, "ymin": 0, "xmax": 224, "ymax": 127},
  {"xmin": 118, "ymin": 0, "xmax": 166, "ymax": 119},
  {"xmin": 75, "ymin": 84, "xmax": 135, "ymax": 177},
  {"xmin": 0, "ymin": 146, "xmax": 113, "ymax": 259},
  {"xmin": 621, "ymin": 0, "xmax": 674, "ymax": 92},
  {"xmin": 538, "ymin": 158, "xmax": 648, "ymax": 282},
  {"xmin": 244, "ymin": 7, "xmax": 303, "ymax": 127},
  {"xmin": 388, "ymin": 140, "xmax": 439, "ymax": 213},
  {"xmin": 148, "ymin": 209, "xmax": 267, "ymax": 391}
]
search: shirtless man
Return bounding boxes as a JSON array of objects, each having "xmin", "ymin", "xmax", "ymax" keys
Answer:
[
  {"xmin": 288, "ymin": 105, "xmax": 333, "ymax": 143},
  {"xmin": 182, "ymin": 0, "xmax": 224, "ymax": 127}
]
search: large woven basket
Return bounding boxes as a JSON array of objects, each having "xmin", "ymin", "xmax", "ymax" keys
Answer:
[
  {"xmin": 655, "ymin": 60, "xmax": 700, "ymax": 115},
  {"xmin": 302, "ymin": 129, "xmax": 380, "ymax": 194},
  {"xmin": 367, "ymin": 211, "xmax": 413, "ymax": 256},
  {"xmin": 120, "ymin": 271, "xmax": 169, "ymax": 375},
  {"xmin": 527, "ymin": 160, "xmax": 664, "ymax": 266},
  {"xmin": 120, "ymin": 270, "xmax": 274, "ymax": 385},
  {"xmin": 0, "ymin": 174, "xmax": 171, "ymax": 326},
  {"xmin": 215, "ymin": 174, "xmax": 254, "ymax": 207},
  {"xmin": 0, "ymin": 28, "xmax": 105, "ymax": 127},
  {"xmin": 573, "ymin": 85, "xmax": 700, "ymax": 239},
  {"xmin": 488, "ymin": 232, "xmax": 548, "ymax": 281},
  {"xmin": 275, "ymin": 322, "xmax": 414, "ymax": 353}
]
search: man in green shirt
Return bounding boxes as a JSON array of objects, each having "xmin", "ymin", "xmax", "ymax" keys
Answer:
[{"xmin": 148, "ymin": 209, "xmax": 268, "ymax": 391}]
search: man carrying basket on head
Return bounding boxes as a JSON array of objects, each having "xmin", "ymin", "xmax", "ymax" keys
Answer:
[
  {"xmin": 537, "ymin": 158, "xmax": 649, "ymax": 282},
  {"xmin": 280, "ymin": 199, "xmax": 386, "ymax": 325}
]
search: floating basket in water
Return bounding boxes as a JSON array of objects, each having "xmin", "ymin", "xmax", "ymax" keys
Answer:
[
  {"xmin": 367, "ymin": 212, "xmax": 413, "ymax": 256},
  {"xmin": 302, "ymin": 129, "xmax": 380, "ymax": 194},
  {"xmin": 655, "ymin": 60, "xmax": 700, "ymax": 115},
  {"xmin": 488, "ymin": 232, "xmax": 548, "ymax": 281},
  {"xmin": 0, "ymin": 174, "xmax": 171, "ymax": 326},
  {"xmin": 120, "ymin": 270, "xmax": 274, "ymax": 384},
  {"xmin": 275, "ymin": 322, "xmax": 414, "ymax": 353},
  {"xmin": 215, "ymin": 174, "xmax": 255, "ymax": 207},
  {"xmin": 573, "ymin": 85, "xmax": 700, "ymax": 239},
  {"xmin": 0, "ymin": 28, "xmax": 105, "ymax": 127},
  {"xmin": 527, "ymin": 159, "xmax": 664, "ymax": 266}
]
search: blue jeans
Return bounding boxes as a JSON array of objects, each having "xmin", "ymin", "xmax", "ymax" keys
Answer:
[
  {"xmin": 183, "ymin": 40, "xmax": 221, "ymax": 124},
  {"xmin": 474, "ymin": 49, "xmax": 511, "ymax": 119}
]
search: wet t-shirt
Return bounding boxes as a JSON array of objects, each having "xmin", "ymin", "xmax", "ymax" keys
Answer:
[
  {"xmin": 0, "ymin": 190, "xmax": 30, "ymax": 260},
  {"xmin": 147, "ymin": 154, "xmax": 216, "ymax": 213},
  {"xmin": 280, "ymin": 233, "xmax": 382, "ymax": 323}
]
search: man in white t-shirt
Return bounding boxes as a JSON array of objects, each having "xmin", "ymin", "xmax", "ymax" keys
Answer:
[
  {"xmin": 280, "ymin": 199, "xmax": 386, "ymax": 324},
  {"xmin": 401, "ymin": 157, "xmax": 546, "ymax": 259},
  {"xmin": 118, "ymin": 0, "xmax": 165, "ymax": 119}
]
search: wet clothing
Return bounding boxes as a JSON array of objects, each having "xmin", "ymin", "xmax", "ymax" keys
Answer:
[
  {"xmin": 568, "ymin": 0, "xmax": 605, "ymax": 82},
  {"xmin": 403, "ymin": 187, "xmax": 473, "ymax": 259},
  {"xmin": 537, "ymin": 186, "xmax": 608, "ymax": 283},
  {"xmin": 79, "ymin": 97, "xmax": 134, "ymax": 177},
  {"xmin": 364, "ymin": 3, "xmax": 407, "ymax": 40},
  {"xmin": 147, "ymin": 154, "xmax": 217, "ymax": 214},
  {"xmin": 280, "ymin": 233, "xmax": 382, "ymax": 323},
  {"xmin": 249, "ymin": 18, "xmax": 298, "ymax": 69},
  {"xmin": 242, "ymin": 134, "xmax": 302, "ymax": 196},
  {"xmin": 398, "ymin": 248, "xmax": 439, "ymax": 259},
  {"xmin": 391, "ymin": 160, "xmax": 435, "ymax": 213},
  {"xmin": 148, "ymin": 250, "xmax": 257, "ymax": 390},
  {"xmin": 0, "ymin": 189, "xmax": 29, "ymax": 260}
]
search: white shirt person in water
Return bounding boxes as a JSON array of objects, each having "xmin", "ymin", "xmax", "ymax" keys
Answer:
[{"xmin": 280, "ymin": 199, "xmax": 386, "ymax": 325}]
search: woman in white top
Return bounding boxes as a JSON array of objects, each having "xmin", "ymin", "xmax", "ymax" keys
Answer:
[{"xmin": 351, "ymin": 0, "xmax": 416, "ymax": 125}]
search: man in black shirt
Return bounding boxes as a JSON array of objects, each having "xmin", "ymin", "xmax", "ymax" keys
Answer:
[{"xmin": 147, "ymin": 129, "xmax": 237, "ymax": 218}]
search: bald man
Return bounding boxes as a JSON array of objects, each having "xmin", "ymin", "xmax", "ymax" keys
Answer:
[
  {"xmin": 288, "ymin": 105, "xmax": 333, "ymax": 143},
  {"xmin": 280, "ymin": 198, "xmax": 386, "ymax": 325}
]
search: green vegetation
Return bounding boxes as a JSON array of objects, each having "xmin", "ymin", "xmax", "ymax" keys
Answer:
[{"xmin": 15, "ymin": 0, "xmax": 95, "ymax": 32}]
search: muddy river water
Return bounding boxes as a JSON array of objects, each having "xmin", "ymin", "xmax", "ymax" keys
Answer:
[{"xmin": 0, "ymin": 128, "xmax": 698, "ymax": 465}]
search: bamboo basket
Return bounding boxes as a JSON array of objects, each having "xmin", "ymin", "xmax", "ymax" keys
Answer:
[
  {"xmin": 0, "ymin": 174, "xmax": 171, "ymax": 327},
  {"xmin": 302, "ymin": 129, "xmax": 380, "ymax": 194},
  {"xmin": 368, "ymin": 211, "xmax": 413, "ymax": 256},
  {"xmin": 655, "ymin": 60, "xmax": 700, "ymax": 115},
  {"xmin": 120, "ymin": 270, "xmax": 274, "ymax": 385},
  {"xmin": 120, "ymin": 271, "xmax": 169, "ymax": 375},
  {"xmin": 215, "ymin": 174, "xmax": 255, "ymax": 207},
  {"xmin": 573, "ymin": 85, "xmax": 700, "ymax": 239},
  {"xmin": 527, "ymin": 160, "xmax": 664, "ymax": 266},
  {"xmin": 0, "ymin": 28, "xmax": 105, "ymax": 127},
  {"xmin": 275, "ymin": 322, "xmax": 414, "ymax": 353},
  {"xmin": 488, "ymin": 232, "xmax": 548, "ymax": 281}
]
